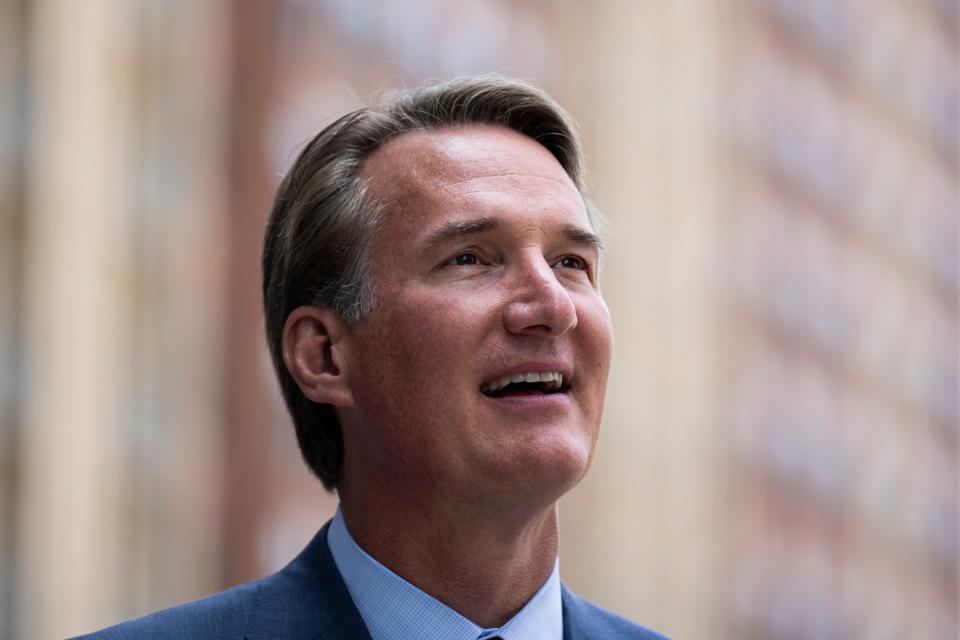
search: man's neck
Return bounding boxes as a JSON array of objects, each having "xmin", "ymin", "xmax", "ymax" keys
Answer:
[{"xmin": 338, "ymin": 491, "xmax": 560, "ymax": 628}]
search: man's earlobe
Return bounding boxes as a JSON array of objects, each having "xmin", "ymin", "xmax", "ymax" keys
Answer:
[{"xmin": 282, "ymin": 306, "xmax": 354, "ymax": 407}]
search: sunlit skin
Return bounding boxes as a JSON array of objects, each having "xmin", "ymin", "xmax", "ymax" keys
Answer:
[{"xmin": 283, "ymin": 125, "xmax": 613, "ymax": 627}]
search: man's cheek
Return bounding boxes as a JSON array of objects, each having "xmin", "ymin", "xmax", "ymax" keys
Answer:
[{"xmin": 385, "ymin": 320, "xmax": 461, "ymax": 387}]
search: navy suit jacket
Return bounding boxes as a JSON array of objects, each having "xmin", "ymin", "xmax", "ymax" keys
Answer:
[{"xmin": 72, "ymin": 522, "xmax": 668, "ymax": 640}]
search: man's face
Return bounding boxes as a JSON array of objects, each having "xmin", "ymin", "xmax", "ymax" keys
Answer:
[{"xmin": 340, "ymin": 125, "xmax": 613, "ymax": 504}]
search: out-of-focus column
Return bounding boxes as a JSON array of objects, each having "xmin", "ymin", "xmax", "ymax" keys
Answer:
[
  {"xmin": 19, "ymin": 1, "xmax": 136, "ymax": 637},
  {"xmin": 551, "ymin": 1, "xmax": 722, "ymax": 637}
]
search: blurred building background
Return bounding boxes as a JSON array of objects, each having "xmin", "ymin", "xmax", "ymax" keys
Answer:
[{"xmin": 0, "ymin": 0, "xmax": 956, "ymax": 638}]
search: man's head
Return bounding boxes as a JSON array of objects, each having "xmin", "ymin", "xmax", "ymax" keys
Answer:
[{"xmin": 263, "ymin": 76, "xmax": 611, "ymax": 497}]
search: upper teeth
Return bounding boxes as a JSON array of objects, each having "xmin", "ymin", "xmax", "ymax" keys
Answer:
[{"xmin": 480, "ymin": 372, "xmax": 564, "ymax": 393}]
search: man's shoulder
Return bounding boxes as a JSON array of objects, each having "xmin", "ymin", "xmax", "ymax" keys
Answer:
[
  {"xmin": 69, "ymin": 577, "xmax": 266, "ymax": 640},
  {"xmin": 70, "ymin": 524, "xmax": 369, "ymax": 640},
  {"xmin": 561, "ymin": 584, "xmax": 670, "ymax": 640}
]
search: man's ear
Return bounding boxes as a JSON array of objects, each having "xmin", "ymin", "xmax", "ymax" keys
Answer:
[{"xmin": 282, "ymin": 306, "xmax": 354, "ymax": 407}]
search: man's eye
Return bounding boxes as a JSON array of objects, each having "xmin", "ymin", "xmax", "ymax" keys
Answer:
[
  {"xmin": 448, "ymin": 252, "xmax": 480, "ymax": 266},
  {"xmin": 554, "ymin": 255, "xmax": 587, "ymax": 270}
]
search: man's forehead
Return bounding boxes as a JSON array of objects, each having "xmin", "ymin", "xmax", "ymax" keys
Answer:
[{"xmin": 360, "ymin": 124, "xmax": 574, "ymax": 207}]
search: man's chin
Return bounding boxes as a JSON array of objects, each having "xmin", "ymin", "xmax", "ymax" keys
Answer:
[{"xmin": 478, "ymin": 436, "xmax": 594, "ymax": 504}]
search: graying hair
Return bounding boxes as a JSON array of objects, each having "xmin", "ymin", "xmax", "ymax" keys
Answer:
[{"xmin": 262, "ymin": 74, "xmax": 590, "ymax": 489}]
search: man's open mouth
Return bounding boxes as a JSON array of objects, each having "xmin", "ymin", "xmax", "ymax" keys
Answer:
[{"xmin": 480, "ymin": 372, "xmax": 570, "ymax": 398}]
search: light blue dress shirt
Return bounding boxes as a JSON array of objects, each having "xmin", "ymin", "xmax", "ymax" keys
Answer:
[{"xmin": 327, "ymin": 507, "xmax": 563, "ymax": 640}]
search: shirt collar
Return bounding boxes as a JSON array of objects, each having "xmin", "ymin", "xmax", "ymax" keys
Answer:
[{"xmin": 327, "ymin": 506, "xmax": 562, "ymax": 640}]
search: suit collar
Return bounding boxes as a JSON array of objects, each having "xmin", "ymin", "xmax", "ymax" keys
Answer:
[
  {"xmin": 560, "ymin": 583, "xmax": 593, "ymax": 640},
  {"xmin": 244, "ymin": 522, "xmax": 372, "ymax": 640}
]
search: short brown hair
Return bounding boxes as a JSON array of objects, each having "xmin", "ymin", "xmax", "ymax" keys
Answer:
[{"xmin": 262, "ymin": 75, "xmax": 589, "ymax": 489}]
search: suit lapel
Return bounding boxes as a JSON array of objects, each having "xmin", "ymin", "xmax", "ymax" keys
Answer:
[
  {"xmin": 313, "ymin": 608, "xmax": 373, "ymax": 640},
  {"xmin": 308, "ymin": 524, "xmax": 372, "ymax": 640},
  {"xmin": 244, "ymin": 522, "xmax": 373, "ymax": 640},
  {"xmin": 561, "ymin": 583, "xmax": 593, "ymax": 640}
]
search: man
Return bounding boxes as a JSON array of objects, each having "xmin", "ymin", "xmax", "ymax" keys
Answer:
[{"xmin": 75, "ymin": 76, "xmax": 667, "ymax": 639}]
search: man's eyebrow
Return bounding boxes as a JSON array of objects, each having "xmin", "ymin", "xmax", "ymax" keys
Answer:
[
  {"xmin": 563, "ymin": 225, "xmax": 604, "ymax": 253},
  {"xmin": 421, "ymin": 216, "xmax": 604, "ymax": 253},
  {"xmin": 423, "ymin": 216, "xmax": 499, "ymax": 248}
]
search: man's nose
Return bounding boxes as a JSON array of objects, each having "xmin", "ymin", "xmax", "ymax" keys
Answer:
[{"xmin": 502, "ymin": 258, "xmax": 578, "ymax": 337}]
